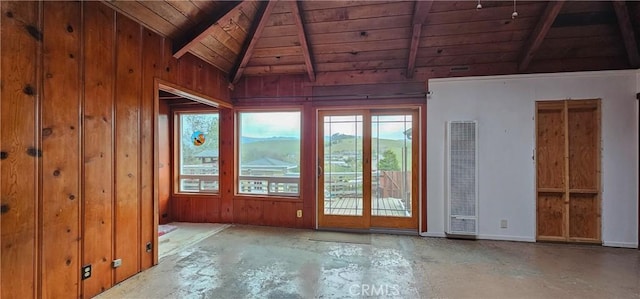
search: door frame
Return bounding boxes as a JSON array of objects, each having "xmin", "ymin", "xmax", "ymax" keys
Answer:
[
  {"xmin": 316, "ymin": 107, "xmax": 420, "ymax": 231},
  {"xmin": 535, "ymin": 99, "xmax": 602, "ymax": 243},
  {"xmin": 152, "ymin": 78, "xmax": 232, "ymax": 264}
]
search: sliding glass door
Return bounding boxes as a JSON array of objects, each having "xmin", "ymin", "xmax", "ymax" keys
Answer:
[{"xmin": 318, "ymin": 109, "xmax": 418, "ymax": 230}]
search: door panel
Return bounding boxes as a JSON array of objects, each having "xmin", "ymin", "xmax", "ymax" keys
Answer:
[
  {"xmin": 318, "ymin": 112, "xmax": 369, "ymax": 229},
  {"xmin": 536, "ymin": 100, "xmax": 601, "ymax": 243},
  {"xmin": 323, "ymin": 115, "xmax": 364, "ymax": 216},
  {"xmin": 318, "ymin": 110, "xmax": 418, "ymax": 230},
  {"xmin": 370, "ymin": 112, "xmax": 418, "ymax": 229},
  {"xmin": 536, "ymin": 193, "xmax": 565, "ymax": 239}
]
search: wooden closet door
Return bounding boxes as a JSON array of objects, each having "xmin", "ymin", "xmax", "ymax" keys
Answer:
[
  {"xmin": 536, "ymin": 102, "xmax": 567, "ymax": 241},
  {"xmin": 536, "ymin": 100, "xmax": 601, "ymax": 243},
  {"xmin": 567, "ymin": 101, "xmax": 600, "ymax": 242}
]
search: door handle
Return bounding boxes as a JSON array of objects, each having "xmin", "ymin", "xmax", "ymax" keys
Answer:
[{"xmin": 317, "ymin": 166, "xmax": 323, "ymax": 177}]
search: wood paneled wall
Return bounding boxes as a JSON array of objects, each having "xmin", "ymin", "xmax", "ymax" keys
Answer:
[
  {"xmin": 170, "ymin": 74, "xmax": 427, "ymax": 232},
  {"xmin": 0, "ymin": 2, "xmax": 231, "ymax": 298},
  {"xmin": 170, "ymin": 75, "xmax": 314, "ymax": 229},
  {"xmin": 1, "ymin": 2, "xmax": 40, "ymax": 298}
]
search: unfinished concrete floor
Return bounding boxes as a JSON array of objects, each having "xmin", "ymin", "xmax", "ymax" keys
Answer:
[{"xmin": 98, "ymin": 225, "xmax": 640, "ymax": 298}]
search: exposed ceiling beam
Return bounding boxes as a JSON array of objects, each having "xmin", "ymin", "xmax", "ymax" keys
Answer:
[
  {"xmin": 230, "ymin": 0, "xmax": 278, "ymax": 84},
  {"xmin": 290, "ymin": 1, "xmax": 316, "ymax": 82},
  {"xmin": 518, "ymin": 0, "xmax": 565, "ymax": 72},
  {"xmin": 612, "ymin": 1, "xmax": 640, "ymax": 68},
  {"xmin": 172, "ymin": 1, "xmax": 243, "ymax": 59},
  {"xmin": 407, "ymin": 1, "xmax": 433, "ymax": 78}
]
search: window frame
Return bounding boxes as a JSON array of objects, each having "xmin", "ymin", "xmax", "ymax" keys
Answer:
[
  {"xmin": 235, "ymin": 108, "xmax": 303, "ymax": 199},
  {"xmin": 173, "ymin": 108, "xmax": 221, "ymax": 196}
]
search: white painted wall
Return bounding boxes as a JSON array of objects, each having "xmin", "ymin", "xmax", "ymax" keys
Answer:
[{"xmin": 425, "ymin": 70, "xmax": 639, "ymax": 248}]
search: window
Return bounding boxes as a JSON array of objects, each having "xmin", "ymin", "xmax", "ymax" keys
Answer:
[
  {"xmin": 177, "ymin": 111, "xmax": 219, "ymax": 193},
  {"xmin": 238, "ymin": 111, "xmax": 301, "ymax": 196}
]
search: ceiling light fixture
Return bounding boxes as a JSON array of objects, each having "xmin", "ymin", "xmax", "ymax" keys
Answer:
[
  {"xmin": 512, "ymin": 0, "xmax": 518, "ymax": 19},
  {"xmin": 476, "ymin": 0, "xmax": 482, "ymax": 10}
]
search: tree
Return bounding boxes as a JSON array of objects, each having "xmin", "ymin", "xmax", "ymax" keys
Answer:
[{"xmin": 378, "ymin": 149, "xmax": 400, "ymax": 171}]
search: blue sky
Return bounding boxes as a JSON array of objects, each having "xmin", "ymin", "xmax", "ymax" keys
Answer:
[
  {"xmin": 239, "ymin": 112, "xmax": 412, "ymax": 140},
  {"xmin": 241, "ymin": 112, "xmax": 301, "ymax": 138}
]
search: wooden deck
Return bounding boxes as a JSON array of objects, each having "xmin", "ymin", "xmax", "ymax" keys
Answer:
[{"xmin": 324, "ymin": 197, "xmax": 410, "ymax": 217}]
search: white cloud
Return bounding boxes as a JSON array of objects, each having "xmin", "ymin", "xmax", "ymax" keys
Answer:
[{"xmin": 241, "ymin": 112, "xmax": 301, "ymax": 138}]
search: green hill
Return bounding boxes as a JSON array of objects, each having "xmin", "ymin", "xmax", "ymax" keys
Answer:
[{"xmin": 239, "ymin": 137, "xmax": 412, "ymax": 171}]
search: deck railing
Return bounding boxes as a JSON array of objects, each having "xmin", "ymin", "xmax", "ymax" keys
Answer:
[{"xmin": 238, "ymin": 175, "xmax": 299, "ymax": 196}]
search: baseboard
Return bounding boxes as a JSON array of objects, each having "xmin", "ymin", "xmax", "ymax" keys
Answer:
[
  {"xmin": 602, "ymin": 241, "xmax": 638, "ymax": 248},
  {"xmin": 419, "ymin": 232, "xmax": 535, "ymax": 242},
  {"xmin": 419, "ymin": 233, "xmax": 638, "ymax": 247},
  {"xmin": 477, "ymin": 234, "xmax": 536, "ymax": 242},
  {"xmin": 420, "ymin": 231, "xmax": 446, "ymax": 238}
]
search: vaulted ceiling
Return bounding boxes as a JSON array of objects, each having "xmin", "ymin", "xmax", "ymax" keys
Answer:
[{"xmin": 105, "ymin": 0, "xmax": 640, "ymax": 85}]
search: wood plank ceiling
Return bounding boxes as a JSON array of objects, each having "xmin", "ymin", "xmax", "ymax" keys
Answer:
[{"xmin": 105, "ymin": 0, "xmax": 640, "ymax": 84}]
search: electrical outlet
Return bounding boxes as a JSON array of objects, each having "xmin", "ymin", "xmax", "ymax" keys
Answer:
[
  {"xmin": 500, "ymin": 219, "xmax": 508, "ymax": 229},
  {"xmin": 112, "ymin": 259, "xmax": 122, "ymax": 268},
  {"xmin": 296, "ymin": 210, "xmax": 302, "ymax": 218},
  {"xmin": 81, "ymin": 264, "xmax": 92, "ymax": 280}
]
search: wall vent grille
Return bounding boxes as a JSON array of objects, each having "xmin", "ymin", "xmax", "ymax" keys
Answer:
[{"xmin": 446, "ymin": 121, "xmax": 478, "ymax": 236}]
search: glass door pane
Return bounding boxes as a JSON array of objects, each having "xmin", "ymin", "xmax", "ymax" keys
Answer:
[
  {"xmin": 371, "ymin": 114, "xmax": 412, "ymax": 217},
  {"xmin": 323, "ymin": 115, "xmax": 364, "ymax": 216}
]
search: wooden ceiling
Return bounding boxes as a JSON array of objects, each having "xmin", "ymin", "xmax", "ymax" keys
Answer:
[{"xmin": 105, "ymin": 0, "xmax": 640, "ymax": 84}]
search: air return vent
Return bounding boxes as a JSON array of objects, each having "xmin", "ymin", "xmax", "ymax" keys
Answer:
[
  {"xmin": 450, "ymin": 66, "xmax": 470, "ymax": 72},
  {"xmin": 446, "ymin": 121, "xmax": 478, "ymax": 237}
]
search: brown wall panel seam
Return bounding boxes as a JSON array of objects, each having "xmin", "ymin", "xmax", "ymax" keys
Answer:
[
  {"xmin": 111, "ymin": 9, "xmax": 118, "ymax": 287},
  {"xmin": 79, "ymin": 2, "xmax": 86, "ymax": 298},
  {"xmin": 36, "ymin": 1, "xmax": 44, "ymax": 298},
  {"xmin": 137, "ymin": 22, "xmax": 144, "ymax": 273}
]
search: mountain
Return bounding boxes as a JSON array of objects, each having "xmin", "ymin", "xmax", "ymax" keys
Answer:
[{"xmin": 240, "ymin": 136, "xmax": 300, "ymax": 144}]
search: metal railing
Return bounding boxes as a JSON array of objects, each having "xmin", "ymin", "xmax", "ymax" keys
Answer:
[{"xmin": 238, "ymin": 175, "xmax": 299, "ymax": 196}]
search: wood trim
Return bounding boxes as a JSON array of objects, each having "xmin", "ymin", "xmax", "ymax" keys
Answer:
[
  {"xmin": 537, "ymin": 236, "xmax": 568, "ymax": 242},
  {"xmin": 595, "ymin": 99, "xmax": 602, "ymax": 242},
  {"xmin": 407, "ymin": 1, "xmax": 433, "ymax": 78},
  {"xmin": 290, "ymin": 1, "xmax": 315, "ymax": 82},
  {"xmin": 420, "ymin": 105, "xmax": 427, "ymax": 233},
  {"xmin": 537, "ymin": 188, "xmax": 564, "ymax": 193},
  {"xmin": 407, "ymin": 24, "xmax": 422, "ymax": 79},
  {"xmin": 172, "ymin": 1, "xmax": 242, "ymax": 58},
  {"xmin": 612, "ymin": 1, "xmax": 640, "ymax": 68},
  {"xmin": 563, "ymin": 100, "xmax": 570, "ymax": 241},
  {"xmin": 231, "ymin": 0, "xmax": 278, "ymax": 84},
  {"xmin": 156, "ymin": 78, "xmax": 233, "ymax": 109},
  {"xmin": 170, "ymin": 109, "xmax": 221, "ymax": 198},
  {"xmin": 518, "ymin": 0, "xmax": 565, "ymax": 71}
]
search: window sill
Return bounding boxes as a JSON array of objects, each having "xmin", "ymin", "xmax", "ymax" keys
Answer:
[
  {"xmin": 173, "ymin": 193, "xmax": 221, "ymax": 198},
  {"xmin": 233, "ymin": 194, "xmax": 302, "ymax": 202}
]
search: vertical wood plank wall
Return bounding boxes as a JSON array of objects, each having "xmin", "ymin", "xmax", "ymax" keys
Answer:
[
  {"xmin": 170, "ymin": 75, "xmax": 313, "ymax": 228},
  {"xmin": 41, "ymin": 2, "xmax": 82, "ymax": 297},
  {"xmin": 140, "ymin": 28, "xmax": 163, "ymax": 271},
  {"xmin": 82, "ymin": 2, "xmax": 115, "ymax": 295},
  {"xmin": 0, "ymin": 2, "xmax": 231, "ymax": 298},
  {"xmin": 0, "ymin": 2, "xmax": 40, "ymax": 298},
  {"xmin": 113, "ymin": 14, "xmax": 142, "ymax": 284}
]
